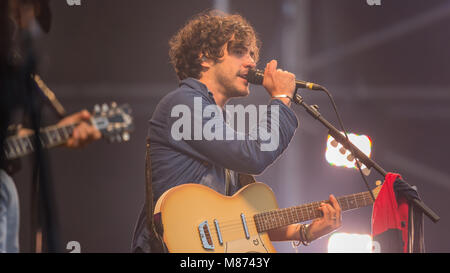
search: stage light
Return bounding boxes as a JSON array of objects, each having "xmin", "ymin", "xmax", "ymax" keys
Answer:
[
  {"xmin": 325, "ymin": 132, "xmax": 372, "ymax": 169},
  {"xmin": 327, "ymin": 233, "xmax": 375, "ymax": 253}
]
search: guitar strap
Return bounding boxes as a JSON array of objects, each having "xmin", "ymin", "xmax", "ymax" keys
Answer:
[
  {"xmin": 145, "ymin": 137, "xmax": 167, "ymax": 253},
  {"xmin": 238, "ymin": 173, "xmax": 256, "ymax": 188},
  {"xmin": 33, "ymin": 75, "xmax": 67, "ymax": 118},
  {"xmin": 226, "ymin": 169, "xmax": 256, "ymax": 196},
  {"xmin": 225, "ymin": 169, "xmax": 231, "ymax": 196}
]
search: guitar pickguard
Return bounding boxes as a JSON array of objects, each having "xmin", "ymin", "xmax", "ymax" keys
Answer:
[{"xmin": 224, "ymin": 233, "xmax": 269, "ymax": 253}]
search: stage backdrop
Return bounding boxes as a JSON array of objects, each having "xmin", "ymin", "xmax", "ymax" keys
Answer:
[{"xmin": 13, "ymin": 0, "xmax": 450, "ymax": 252}]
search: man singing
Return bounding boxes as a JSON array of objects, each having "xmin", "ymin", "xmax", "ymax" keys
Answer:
[{"xmin": 132, "ymin": 11, "xmax": 342, "ymax": 253}]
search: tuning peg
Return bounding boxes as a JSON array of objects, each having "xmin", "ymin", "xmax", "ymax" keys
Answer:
[
  {"xmin": 330, "ymin": 139, "xmax": 338, "ymax": 148},
  {"xmin": 94, "ymin": 104, "xmax": 101, "ymax": 114},
  {"xmin": 347, "ymin": 154, "xmax": 355, "ymax": 162},
  {"xmin": 339, "ymin": 147, "xmax": 347, "ymax": 155},
  {"xmin": 122, "ymin": 132, "xmax": 130, "ymax": 142}
]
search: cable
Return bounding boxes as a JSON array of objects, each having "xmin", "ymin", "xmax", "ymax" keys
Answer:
[{"xmin": 312, "ymin": 86, "xmax": 376, "ymax": 201}]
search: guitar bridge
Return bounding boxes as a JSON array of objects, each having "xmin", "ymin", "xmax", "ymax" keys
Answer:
[{"xmin": 198, "ymin": 221, "xmax": 214, "ymax": 250}]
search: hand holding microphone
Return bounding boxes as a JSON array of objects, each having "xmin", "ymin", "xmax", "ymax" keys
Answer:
[
  {"xmin": 246, "ymin": 60, "xmax": 324, "ymax": 103},
  {"xmin": 258, "ymin": 60, "xmax": 296, "ymax": 106}
]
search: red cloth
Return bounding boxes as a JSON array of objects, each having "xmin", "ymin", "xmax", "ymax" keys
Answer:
[{"xmin": 371, "ymin": 173, "xmax": 409, "ymax": 253}]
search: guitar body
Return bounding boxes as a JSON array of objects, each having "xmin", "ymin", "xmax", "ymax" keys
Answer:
[
  {"xmin": 154, "ymin": 182, "xmax": 279, "ymax": 253},
  {"xmin": 155, "ymin": 181, "xmax": 380, "ymax": 253}
]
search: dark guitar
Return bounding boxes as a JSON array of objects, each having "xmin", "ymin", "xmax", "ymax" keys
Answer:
[{"xmin": 3, "ymin": 102, "xmax": 133, "ymax": 160}]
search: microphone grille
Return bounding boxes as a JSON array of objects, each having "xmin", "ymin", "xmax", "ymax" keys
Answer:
[{"xmin": 247, "ymin": 69, "xmax": 264, "ymax": 85}]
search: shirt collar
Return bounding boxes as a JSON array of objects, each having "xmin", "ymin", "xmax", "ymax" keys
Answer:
[{"xmin": 180, "ymin": 78, "xmax": 214, "ymax": 98}]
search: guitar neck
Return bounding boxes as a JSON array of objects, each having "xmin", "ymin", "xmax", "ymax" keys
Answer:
[
  {"xmin": 254, "ymin": 190, "xmax": 375, "ymax": 233},
  {"xmin": 3, "ymin": 103, "xmax": 133, "ymax": 161},
  {"xmin": 3, "ymin": 123, "xmax": 78, "ymax": 160}
]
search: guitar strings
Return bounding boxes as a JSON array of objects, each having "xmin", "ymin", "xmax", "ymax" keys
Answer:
[
  {"xmin": 199, "ymin": 194, "xmax": 371, "ymax": 229},
  {"xmin": 195, "ymin": 194, "xmax": 372, "ymax": 236},
  {"xmin": 209, "ymin": 198, "xmax": 373, "ymax": 239}
]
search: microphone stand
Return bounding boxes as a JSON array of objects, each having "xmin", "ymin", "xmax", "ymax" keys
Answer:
[
  {"xmin": 293, "ymin": 93, "xmax": 440, "ymax": 223},
  {"xmin": 22, "ymin": 31, "xmax": 61, "ymax": 252}
]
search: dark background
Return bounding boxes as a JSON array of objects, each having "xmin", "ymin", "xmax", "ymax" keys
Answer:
[{"xmin": 13, "ymin": 0, "xmax": 450, "ymax": 252}]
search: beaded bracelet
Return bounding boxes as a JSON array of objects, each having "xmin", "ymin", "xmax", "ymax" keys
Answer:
[
  {"xmin": 292, "ymin": 224, "xmax": 310, "ymax": 247},
  {"xmin": 300, "ymin": 224, "xmax": 310, "ymax": 246}
]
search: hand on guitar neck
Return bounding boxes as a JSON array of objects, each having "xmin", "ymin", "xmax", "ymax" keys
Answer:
[
  {"xmin": 307, "ymin": 194, "xmax": 342, "ymax": 241},
  {"xmin": 4, "ymin": 103, "xmax": 134, "ymax": 161},
  {"xmin": 267, "ymin": 194, "xmax": 342, "ymax": 243},
  {"xmin": 16, "ymin": 110, "xmax": 101, "ymax": 149},
  {"xmin": 56, "ymin": 110, "xmax": 101, "ymax": 148}
]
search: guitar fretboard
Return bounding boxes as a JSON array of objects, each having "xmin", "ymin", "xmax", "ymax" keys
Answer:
[
  {"xmin": 2, "ymin": 103, "xmax": 132, "ymax": 161},
  {"xmin": 3, "ymin": 124, "xmax": 77, "ymax": 160},
  {"xmin": 254, "ymin": 191, "xmax": 375, "ymax": 233}
]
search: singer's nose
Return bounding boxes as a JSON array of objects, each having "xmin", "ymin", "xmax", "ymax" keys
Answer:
[{"xmin": 245, "ymin": 55, "xmax": 256, "ymax": 69}]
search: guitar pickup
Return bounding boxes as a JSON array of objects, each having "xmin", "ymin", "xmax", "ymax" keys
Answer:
[
  {"xmin": 198, "ymin": 221, "xmax": 214, "ymax": 250},
  {"xmin": 214, "ymin": 219, "xmax": 223, "ymax": 245},
  {"xmin": 241, "ymin": 213, "xmax": 250, "ymax": 239}
]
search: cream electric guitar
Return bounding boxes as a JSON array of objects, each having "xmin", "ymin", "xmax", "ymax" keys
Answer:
[{"xmin": 155, "ymin": 182, "xmax": 382, "ymax": 253}]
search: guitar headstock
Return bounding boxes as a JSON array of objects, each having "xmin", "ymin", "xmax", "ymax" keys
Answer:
[
  {"xmin": 325, "ymin": 133, "xmax": 372, "ymax": 176},
  {"xmin": 92, "ymin": 102, "xmax": 134, "ymax": 143}
]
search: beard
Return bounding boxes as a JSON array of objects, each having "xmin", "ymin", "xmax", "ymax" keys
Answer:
[{"xmin": 214, "ymin": 67, "xmax": 250, "ymax": 99}]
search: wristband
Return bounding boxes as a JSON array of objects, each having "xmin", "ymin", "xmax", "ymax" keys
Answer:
[
  {"xmin": 292, "ymin": 224, "xmax": 310, "ymax": 247},
  {"xmin": 271, "ymin": 94, "xmax": 293, "ymax": 102},
  {"xmin": 300, "ymin": 224, "xmax": 311, "ymax": 246}
]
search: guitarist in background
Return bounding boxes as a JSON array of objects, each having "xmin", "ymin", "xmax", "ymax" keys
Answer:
[
  {"xmin": 0, "ymin": 0, "xmax": 101, "ymax": 252},
  {"xmin": 132, "ymin": 10, "xmax": 342, "ymax": 253}
]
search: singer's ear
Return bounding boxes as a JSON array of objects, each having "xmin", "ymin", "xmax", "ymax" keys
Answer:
[
  {"xmin": 198, "ymin": 54, "xmax": 211, "ymax": 78},
  {"xmin": 200, "ymin": 54, "xmax": 213, "ymax": 68}
]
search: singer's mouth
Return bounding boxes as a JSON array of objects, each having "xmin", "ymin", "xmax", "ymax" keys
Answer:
[
  {"xmin": 237, "ymin": 72, "xmax": 248, "ymax": 81},
  {"xmin": 238, "ymin": 74, "xmax": 248, "ymax": 86}
]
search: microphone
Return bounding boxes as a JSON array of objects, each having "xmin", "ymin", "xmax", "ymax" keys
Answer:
[{"xmin": 246, "ymin": 68, "xmax": 324, "ymax": 91}]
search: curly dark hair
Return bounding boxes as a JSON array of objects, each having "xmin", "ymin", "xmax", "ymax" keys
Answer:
[{"xmin": 169, "ymin": 10, "xmax": 260, "ymax": 81}]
